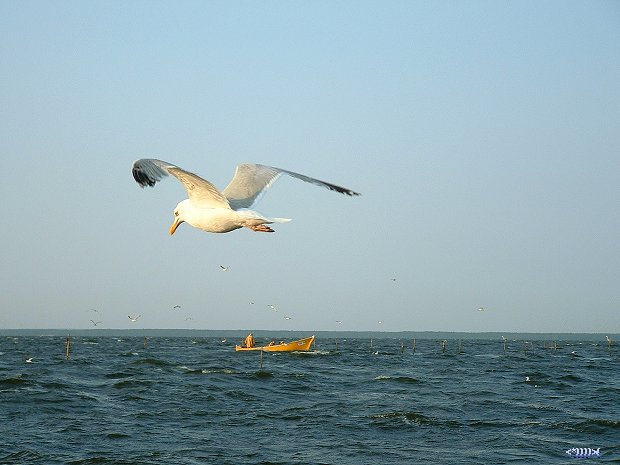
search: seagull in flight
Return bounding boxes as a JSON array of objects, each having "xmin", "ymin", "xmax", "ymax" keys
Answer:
[
  {"xmin": 220, "ymin": 265, "xmax": 230, "ymax": 271},
  {"xmin": 132, "ymin": 159, "xmax": 360, "ymax": 235},
  {"xmin": 128, "ymin": 315, "xmax": 141, "ymax": 322},
  {"xmin": 172, "ymin": 305, "xmax": 181, "ymax": 310},
  {"xmin": 90, "ymin": 320, "xmax": 102, "ymax": 326}
]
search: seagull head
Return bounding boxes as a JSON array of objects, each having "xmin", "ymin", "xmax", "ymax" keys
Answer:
[{"xmin": 170, "ymin": 200, "xmax": 189, "ymax": 235}]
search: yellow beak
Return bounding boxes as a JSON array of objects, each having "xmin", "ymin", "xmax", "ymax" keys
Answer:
[{"xmin": 170, "ymin": 218, "xmax": 184, "ymax": 235}]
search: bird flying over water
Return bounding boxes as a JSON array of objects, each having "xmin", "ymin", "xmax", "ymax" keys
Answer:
[
  {"xmin": 132, "ymin": 159, "xmax": 360, "ymax": 235},
  {"xmin": 128, "ymin": 315, "xmax": 141, "ymax": 322},
  {"xmin": 220, "ymin": 265, "xmax": 230, "ymax": 271},
  {"xmin": 90, "ymin": 320, "xmax": 102, "ymax": 326}
]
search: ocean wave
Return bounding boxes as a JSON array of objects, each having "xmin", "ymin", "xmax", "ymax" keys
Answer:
[
  {"xmin": 131, "ymin": 358, "xmax": 170, "ymax": 367},
  {"xmin": 105, "ymin": 371, "xmax": 133, "ymax": 380},
  {"xmin": 112, "ymin": 379, "xmax": 153, "ymax": 389},
  {"xmin": 374, "ymin": 374, "xmax": 420, "ymax": 384},
  {"xmin": 569, "ymin": 418, "xmax": 620, "ymax": 432},
  {"xmin": 369, "ymin": 411, "xmax": 460, "ymax": 429},
  {"xmin": 181, "ymin": 366, "xmax": 238, "ymax": 375},
  {"xmin": 0, "ymin": 450, "xmax": 43, "ymax": 463},
  {"xmin": 119, "ymin": 351, "xmax": 140, "ymax": 357},
  {"xmin": 0, "ymin": 374, "xmax": 29, "ymax": 387}
]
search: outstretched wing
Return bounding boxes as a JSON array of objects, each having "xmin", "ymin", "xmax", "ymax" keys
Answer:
[
  {"xmin": 132, "ymin": 159, "xmax": 230, "ymax": 209},
  {"xmin": 222, "ymin": 163, "xmax": 360, "ymax": 210}
]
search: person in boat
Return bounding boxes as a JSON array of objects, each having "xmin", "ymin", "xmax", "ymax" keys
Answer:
[{"xmin": 244, "ymin": 333, "xmax": 255, "ymax": 348}]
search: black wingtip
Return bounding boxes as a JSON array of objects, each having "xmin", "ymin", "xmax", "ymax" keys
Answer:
[
  {"xmin": 132, "ymin": 167, "xmax": 156, "ymax": 187},
  {"xmin": 325, "ymin": 183, "xmax": 361, "ymax": 197}
]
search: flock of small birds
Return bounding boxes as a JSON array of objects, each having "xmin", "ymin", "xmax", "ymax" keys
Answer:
[
  {"xmin": 83, "ymin": 264, "xmax": 308, "ymax": 328},
  {"xmin": 84, "ymin": 265, "xmax": 491, "ymax": 330}
]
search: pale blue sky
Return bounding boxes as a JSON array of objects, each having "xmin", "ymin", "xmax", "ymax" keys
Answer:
[{"xmin": 1, "ymin": 1, "xmax": 618, "ymax": 333}]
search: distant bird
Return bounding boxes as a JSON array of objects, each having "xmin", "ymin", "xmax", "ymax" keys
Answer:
[
  {"xmin": 90, "ymin": 320, "xmax": 102, "ymax": 326},
  {"xmin": 525, "ymin": 376, "xmax": 531, "ymax": 382},
  {"xmin": 185, "ymin": 317, "xmax": 193, "ymax": 321},
  {"xmin": 220, "ymin": 265, "xmax": 230, "ymax": 272},
  {"xmin": 172, "ymin": 305, "xmax": 181, "ymax": 310},
  {"xmin": 390, "ymin": 278, "xmax": 396, "ymax": 282},
  {"xmin": 131, "ymin": 159, "xmax": 360, "ymax": 235},
  {"xmin": 249, "ymin": 301, "xmax": 255, "ymax": 305},
  {"xmin": 268, "ymin": 304, "xmax": 277, "ymax": 311},
  {"xmin": 335, "ymin": 320, "xmax": 343, "ymax": 324},
  {"xmin": 478, "ymin": 307, "xmax": 486, "ymax": 312},
  {"xmin": 25, "ymin": 357, "xmax": 33, "ymax": 363},
  {"xmin": 378, "ymin": 320, "xmax": 383, "ymax": 325},
  {"xmin": 128, "ymin": 315, "xmax": 141, "ymax": 322},
  {"xmin": 88, "ymin": 308, "xmax": 99, "ymax": 313},
  {"xmin": 284, "ymin": 316, "xmax": 292, "ymax": 320}
]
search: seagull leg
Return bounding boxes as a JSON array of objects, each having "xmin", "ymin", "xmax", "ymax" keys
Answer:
[{"xmin": 248, "ymin": 224, "xmax": 275, "ymax": 233}]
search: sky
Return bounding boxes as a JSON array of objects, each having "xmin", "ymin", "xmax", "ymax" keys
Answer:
[{"xmin": 1, "ymin": 1, "xmax": 619, "ymax": 333}]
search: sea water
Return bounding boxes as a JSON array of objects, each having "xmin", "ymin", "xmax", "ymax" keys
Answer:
[{"xmin": 1, "ymin": 333, "xmax": 619, "ymax": 464}]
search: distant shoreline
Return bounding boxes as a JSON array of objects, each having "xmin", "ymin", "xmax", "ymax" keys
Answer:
[{"xmin": 0, "ymin": 328, "xmax": 616, "ymax": 341}]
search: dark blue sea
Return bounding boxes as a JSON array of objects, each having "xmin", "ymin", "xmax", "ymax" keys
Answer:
[{"xmin": 1, "ymin": 332, "xmax": 619, "ymax": 464}]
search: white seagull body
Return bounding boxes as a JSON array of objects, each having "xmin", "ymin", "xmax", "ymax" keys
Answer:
[
  {"xmin": 128, "ymin": 315, "xmax": 141, "ymax": 322},
  {"xmin": 132, "ymin": 159, "xmax": 360, "ymax": 234}
]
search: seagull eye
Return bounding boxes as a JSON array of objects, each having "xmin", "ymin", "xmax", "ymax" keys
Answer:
[{"xmin": 174, "ymin": 211, "xmax": 179, "ymax": 217}]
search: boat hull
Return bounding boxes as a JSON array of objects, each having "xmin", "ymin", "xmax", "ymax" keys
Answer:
[{"xmin": 235, "ymin": 335, "xmax": 315, "ymax": 352}]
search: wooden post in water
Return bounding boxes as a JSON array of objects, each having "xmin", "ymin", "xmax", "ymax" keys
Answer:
[
  {"xmin": 144, "ymin": 337, "xmax": 148, "ymax": 349},
  {"xmin": 400, "ymin": 342, "xmax": 405, "ymax": 354},
  {"xmin": 440, "ymin": 340, "xmax": 447, "ymax": 353},
  {"xmin": 65, "ymin": 334, "xmax": 71, "ymax": 360},
  {"xmin": 412, "ymin": 338, "xmax": 416, "ymax": 354},
  {"xmin": 259, "ymin": 349, "xmax": 264, "ymax": 370},
  {"xmin": 458, "ymin": 340, "xmax": 463, "ymax": 355},
  {"xmin": 502, "ymin": 336, "xmax": 507, "ymax": 353}
]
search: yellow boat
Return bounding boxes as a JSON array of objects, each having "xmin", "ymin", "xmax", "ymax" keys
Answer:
[{"xmin": 235, "ymin": 335, "xmax": 315, "ymax": 352}]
